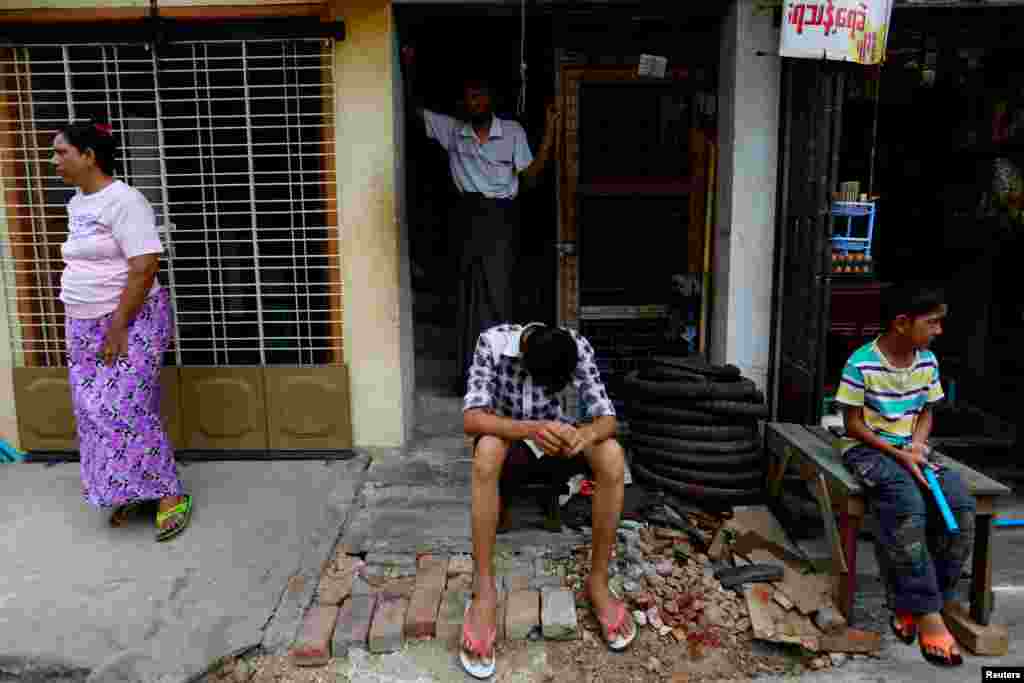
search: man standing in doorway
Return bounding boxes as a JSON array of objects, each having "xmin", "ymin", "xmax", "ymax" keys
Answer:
[{"xmin": 404, "ymin": 53, "xmax": 561, "ymax": 393}]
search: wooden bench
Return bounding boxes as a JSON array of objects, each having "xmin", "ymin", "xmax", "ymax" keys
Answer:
[{"xmin": 764, "ymin": 422, "xmax": 1012, "ymax": 631}]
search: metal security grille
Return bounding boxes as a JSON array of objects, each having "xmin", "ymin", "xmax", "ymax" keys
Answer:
[{"xmin": 0, "ymin": 38, "xmax": 340, "ymax": 368}]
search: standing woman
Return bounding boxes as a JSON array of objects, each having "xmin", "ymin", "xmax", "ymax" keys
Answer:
[{"xmin": 52, "ymin": 121, "xmax": 192, "ymax": 541}]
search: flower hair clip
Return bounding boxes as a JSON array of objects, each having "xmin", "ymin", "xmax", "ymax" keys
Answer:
[{"xmin": 94, "ymin": 123, "xmax": 113, "ymax": 136}]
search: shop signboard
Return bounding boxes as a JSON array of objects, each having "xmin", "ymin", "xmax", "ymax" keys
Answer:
[{"xmin": 779, "ymin": 0, "xmax": 896, "ymax": 65}]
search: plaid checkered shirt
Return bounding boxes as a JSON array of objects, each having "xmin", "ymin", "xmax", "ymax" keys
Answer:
[{"xmin": 462, "ymin": 323, "xmax": 616, "ymax": 423}]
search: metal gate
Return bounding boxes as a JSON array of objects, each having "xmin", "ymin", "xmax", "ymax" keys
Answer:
[
  {"xmin": 0, "ymin": 37, "xmax": 352, "ymax": 452},
  {"xmin": 769, "ymin": 59, "xmax": 845, "ymax": 425}
]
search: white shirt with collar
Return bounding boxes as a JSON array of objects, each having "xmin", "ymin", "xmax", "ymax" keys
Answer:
[{"xmin": 423, "ymin": 110, "xmax": 534, "ymax": 199}]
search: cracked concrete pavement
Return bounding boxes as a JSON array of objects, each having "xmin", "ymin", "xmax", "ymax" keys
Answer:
[
  {"xmin": 0, "ymin": 456, "xmax": 370, "ymax": 683},
  {"xmin": 3, "ymin": 352, "xmax": 1022, "ymax": 683}
]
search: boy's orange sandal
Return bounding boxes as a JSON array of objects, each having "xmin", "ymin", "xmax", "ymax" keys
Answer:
[
  {"xmin": 919, "ymin": 629, "xmax": 963, "ymax": 667},
  {"xmin": 890, "ymin": 611, "xmax": 917, "ymax": 645}
]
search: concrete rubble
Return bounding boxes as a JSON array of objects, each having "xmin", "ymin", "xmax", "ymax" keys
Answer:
[{"xmin": 558, "ymin": 503, "xmax": 881, "ymax": 676}]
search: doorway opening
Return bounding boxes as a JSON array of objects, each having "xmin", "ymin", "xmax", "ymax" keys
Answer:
[
  {"xmin": 396, "ymin": 5, "xmax": 559, "ymax": 435},
  {"xmin": 395, "ymin": 4, "xmax": 722, "ymax": 437}
]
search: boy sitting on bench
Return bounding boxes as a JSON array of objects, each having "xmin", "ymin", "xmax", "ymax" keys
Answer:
[{"xmin": 836, "ymin": 283, "xmax": 975, "ymax": 667}]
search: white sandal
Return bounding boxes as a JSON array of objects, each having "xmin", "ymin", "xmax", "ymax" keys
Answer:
[
  {"xmin": 458, "ymin": 598, "xmax": 497, "ymax": 680},
  {"xmin": 588, "ymin": 585, "xmax": 637, "ymax": 652}
]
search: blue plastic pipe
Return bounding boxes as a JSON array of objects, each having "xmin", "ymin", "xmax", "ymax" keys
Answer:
[
  {"xmin": 994, "ymin": 518, "xmax": 1024, "ymax": 528},
  {"xmin": 924, "ymin": 467, "xmax": 959, "ymax": 534}
]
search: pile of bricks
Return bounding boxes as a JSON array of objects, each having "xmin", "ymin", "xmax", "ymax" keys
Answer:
[
  {"xmin": 289, "ymin": 548, "xmax": 580, "ymax": 666},
  {"xmin": 570, "ymin": 525, "xmax": 749, "ymax": 650}
]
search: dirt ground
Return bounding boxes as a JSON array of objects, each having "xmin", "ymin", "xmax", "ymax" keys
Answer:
[
  {"xmin": 210, "ymin": 632, "xmax": 810, "ymax": 683},
  {"xmin": 542, "ymin": 625, "xmax": 806, "ymax": 683}
]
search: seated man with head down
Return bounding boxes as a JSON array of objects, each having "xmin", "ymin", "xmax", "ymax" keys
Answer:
[{"xmin": 458, "ymin": 322, "xmax": 636, "ymax": 679}]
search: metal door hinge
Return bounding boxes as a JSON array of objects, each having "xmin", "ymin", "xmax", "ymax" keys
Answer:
[{"xmin": 555, "ymin": 242, "xmax": 576, "ymax": 257}]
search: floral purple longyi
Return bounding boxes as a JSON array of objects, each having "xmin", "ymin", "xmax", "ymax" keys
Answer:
[{"xmin": 66, "ymin": 288, "xmax": 182, "ymax": 507}]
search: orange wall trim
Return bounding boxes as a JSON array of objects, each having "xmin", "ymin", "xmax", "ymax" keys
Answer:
[{"xmin": 0, "ymin": 3, "xmax": 327, "ymax": 24}]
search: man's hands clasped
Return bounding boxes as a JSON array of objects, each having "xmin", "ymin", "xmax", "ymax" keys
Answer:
[{"xmin": 531, "ymin": 420, "xmax": 595, "ymax": 458}]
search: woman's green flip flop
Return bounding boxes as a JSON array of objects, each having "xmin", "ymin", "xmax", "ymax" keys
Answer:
[
  {"xmin": 155, "ymin": 494, "xmax": 193, "ymax": 542},
  {"xmin": 110, "ymin": 502, "xmax": 145, "ymax": 527}
]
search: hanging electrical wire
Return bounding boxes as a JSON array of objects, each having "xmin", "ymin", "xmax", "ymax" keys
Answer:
[{"xmin": 516, "ymin": 0, "xmax": 527, "ymax": 118}]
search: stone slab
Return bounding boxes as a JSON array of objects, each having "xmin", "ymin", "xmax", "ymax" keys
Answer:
[
  {"xmin": 943, "ymin": 602, "xmax": 1008, "ymax": 656},
  {"xmin": 317, "ymin": 556, "xmax": 362, "ymax": 606},
  {"xmin": 448, "ymin": 555, "xmax": 474, "ymax": 577},
  {"xmin": 541, "ymin": 589, "xmax": 579, "ymax": 641},
  {"xmin": 333, "ymin": 594, "xmax": 378, "ymax": 657},
  {"xmin": 405, "ymin": 581, "xmax": 445, "ymax": 640},
  {"xmin": 506, "ymin": 590, "xmax": 540, "ymax": 641},
  {"xmin": 436, "ymin": 588, "xmax": 471, "ymax": 649},
  {"xmin": 368, "ymin": 595, "xmax": 408, "ymax": 654},
  {"xmin": 289, "ymin": 605, "xmax": 339, "ymax": 667}
]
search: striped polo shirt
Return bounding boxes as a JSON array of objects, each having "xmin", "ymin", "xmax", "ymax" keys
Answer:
[{"xmin": 834, "ymin": 339, "xmax": 945, "ymax": 453}]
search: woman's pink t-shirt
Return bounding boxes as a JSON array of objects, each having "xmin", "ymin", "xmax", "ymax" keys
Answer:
[{"xmin": 60, "ymin": 180, "xmax": 164, "ymax": 320}]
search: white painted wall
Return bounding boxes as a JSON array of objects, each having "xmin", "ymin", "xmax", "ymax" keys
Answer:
[
  {"xmin": 711, "ymin": 0, "xmax": 781, "ymax": 392},
  {"xmin": 334, "ymin": 0, "xmax": 414, "ymax": 448},
  {"xmin": 393, "ymin": 26, "xmax": 416, "ymax": 445}
]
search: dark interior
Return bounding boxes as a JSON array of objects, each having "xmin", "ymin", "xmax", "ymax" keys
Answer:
[
  {"xmin": 397, "ymin": 4, "xmax": 721, "ymax": 398},
  {"xmin": 831, "ymin": 6, "xmax": 1024, "ymax": 446}
]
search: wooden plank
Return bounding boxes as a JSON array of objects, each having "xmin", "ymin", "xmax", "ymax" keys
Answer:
[
  {"xmin": 838, "ymin": 509, "xmax": 863, "ymax": 623},
  {"xmin": 743, "ymin": 582, "xmax": 820, "ymax": 650},
  {"xmin": 766, "ymin": 445, "xmax": 793, "ymax": 498},
  {"xmin": 707, "ymin": 526, "xmax": 730, "ymax": 562},
  {"xmin": 805, "ymin": 425, "xmax": 842, "ymax": 446},
  {"xmin": 816, "ymin": 628, "xmax": 882, "ymax": 654},
  {"xmin": 320, "ymin": 45, "xmax": 343, "ymax": 366},
  {"xmin": 687, "ymin": 127, "xmax": 708, "ymax": 273},
  {"xmin": 0, "ymin": 48, "xmax": 43, "ymax": 368},
  {"xmin": 698, "ymin": 137, "xmax": 716, "ymax": 354},
  {"xmin": 556, "ymin": 67, "xmax": 576, "ymax": 326},
  {"xmin": 765, "ymin": 423, "xmax": 862, "ymax": 497},
  {"xmin": 843, "ymin": 496, "xmax": 866, "ymax": 517},
  {"xmin": 798, "ymin": 461, "xmax": 818, "ymax": 482},
  {"xmin": 772, "ymin": 590, "xmax": 794, "ymax": 611},
  {"xmin": 931, "ymin": 435, "xmax": 1015, "ymax": 450},
  {"xmin": 977, "ymin": 497, "xmax": 994, "ymax": 516},
  {"xmin": 0, "ymin": 3, "xmax": 327, "ymax": 23},
  {"xmin": 971, "ymin": 514, "xmax": 994, "ymax": 626},
  {"xmin": 804, "ymin": 424, "xmax": 1011, "ymax": 497},
  {"xmin": 0, "ymin": 8, "xmax": 147, "ymax": 23},
  {"xmin": 796, "ymin": 425, "xmax": 863, "ymax": 494},
  {"xmin": 934, "ymin": 454, "xmax": 1012, "ymax": 497},
  {"xmin": 809, "ymin": 473, "xmax": 847, "ymax": 575},
  {"xmin": 747, "ymin": 548, "xmax": 834, "ymax": 616},
  {"xmin": 730, "ymin": 506, "xmax": 798, "ymax": 556},
  {"xmin": 944, "ymin": 600, "xmax": 1008, "ymax": 656}
]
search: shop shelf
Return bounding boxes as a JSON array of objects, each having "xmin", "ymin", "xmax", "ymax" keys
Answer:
[{"xmin": 831, "ymin": 200, "xmax": 876, "ymax": 256}]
